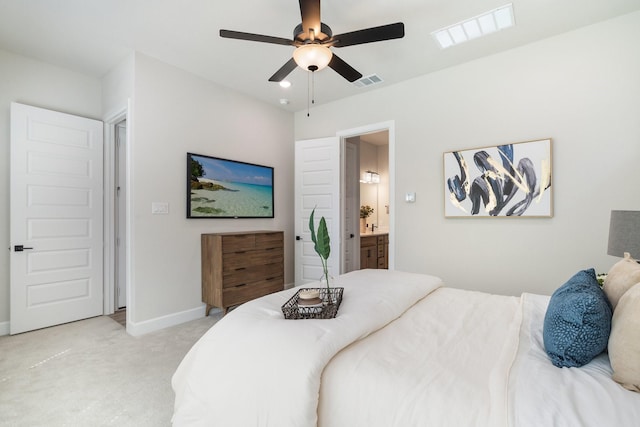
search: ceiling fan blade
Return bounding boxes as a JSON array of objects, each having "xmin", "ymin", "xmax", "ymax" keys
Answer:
[
  {"xmin": 220, "ymin": 29, "xmax": 294, "ymax": 46},
  {"xmin": 328, "ymin": 54, "xmax": 362, "ymax": 82},
  {"xmin": 299, "ymin": 0, "xmax": 321, "ymax": 38},
  {"xmin": 268, "ymin": 58, "xmax": 298, "ymax": 82},
  {"xmin": 331, "ymin": 22, "xmax": 405, "ymax": 47}
]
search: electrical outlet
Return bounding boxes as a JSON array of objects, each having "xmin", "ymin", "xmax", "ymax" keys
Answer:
[{"xmin": 152, "ymin": 202, "xmax": 169, "ymax": 214}]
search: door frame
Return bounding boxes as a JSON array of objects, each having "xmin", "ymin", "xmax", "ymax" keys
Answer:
[
  {"xmin": 103, "ymin": 103, "xmax": 132, "ymax": 327},
  {"xmin": 337, "ymin": 120, "xmax": 395, "ymax": 270}
]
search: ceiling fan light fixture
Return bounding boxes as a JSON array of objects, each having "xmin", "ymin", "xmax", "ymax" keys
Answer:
[{"xmin": 293, "ymin": 44, "xmax": 333, "ymax": 71}]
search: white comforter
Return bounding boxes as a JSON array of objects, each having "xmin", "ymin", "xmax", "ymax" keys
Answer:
[
  {"xmin": 317, "ymin": 286, "xmax": 522, "ymax": 427},
  {"xmin": 172, "ymin": 269, "xmax": 443, "ymax": 427},
  {"xmin": 173, "ymin": 270, "xmax": 640, "ymax": 426}
]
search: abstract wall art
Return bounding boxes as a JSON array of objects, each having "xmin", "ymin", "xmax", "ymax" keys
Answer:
[{"xmin": 443, "ymin": 138, "xmax": 552, "ymax": 218}]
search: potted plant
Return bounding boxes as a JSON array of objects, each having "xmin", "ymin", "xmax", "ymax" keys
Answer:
[
  {"xmin": 360, "ymin": 205, "xmax": 374, "ymax": 233},
  {"xmin": 309, "ymin": 207, "xmax": 332, "ymax": 296}
]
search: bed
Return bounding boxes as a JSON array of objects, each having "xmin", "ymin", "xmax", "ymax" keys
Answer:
[{"xmin": 172, "ymin": 269, "xmax": 640, "ymax": 426}]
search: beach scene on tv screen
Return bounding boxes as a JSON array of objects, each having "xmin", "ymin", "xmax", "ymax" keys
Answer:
[{"xmin": 189, "ymin": 154, "xmax": 273, "ymax": 217}]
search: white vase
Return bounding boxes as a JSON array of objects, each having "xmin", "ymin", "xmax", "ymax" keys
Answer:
[{"xmin": 360, "ymin": 218, "xmax": 366, "ymax": 233}]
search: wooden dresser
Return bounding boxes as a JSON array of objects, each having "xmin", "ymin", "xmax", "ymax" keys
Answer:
[{"xmin": 201, "ymin": 231, "xmax": 284, "ymax": 314}]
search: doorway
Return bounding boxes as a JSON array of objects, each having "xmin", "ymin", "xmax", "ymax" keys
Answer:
[
  {"xmin": 293, "ymin": 121, "xmax": 395, "ymax": 286},
  {"xmin": 103, "ymin": 108, "xmax": 129, "ymax": 326},
  {"xmin": 356, "ymin": 131, "xmax": 390, "ymax": 235},
  {"xmin": 114, "ymin": 120, "xmax": 127, "ymax": 311},
  {"xmin": 338, "ymin": 121, "xmax": 395, "ymax": 274}
]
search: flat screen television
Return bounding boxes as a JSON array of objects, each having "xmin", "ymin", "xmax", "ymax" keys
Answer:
[{"xmin": 187, "ymin": 152, "xmax": 274, "ymax": 218}]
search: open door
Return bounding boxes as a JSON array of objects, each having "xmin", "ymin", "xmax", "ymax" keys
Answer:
[
  {"xmin": 294, "ymin": 137, "xmax": 340, "ymax": 286},
  {"xmin": 342, "ymin": 140, "xmax": 360, "ymax": 273},
  {"xmin": 10, "ymin": 103, "xmax": 104, "ymax": 334}
]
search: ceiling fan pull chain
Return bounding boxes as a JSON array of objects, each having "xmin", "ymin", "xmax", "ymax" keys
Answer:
[
  {"xmin": 307, "ymin": 64, "xmax": 319, "ymax": 117},
  {"xmin": 312, "ymin": 70, "xmax": 316, "ymax": 105},
  {"xmin": 307, "ymin": 70, "xmax": 311, "ymax": 117}
]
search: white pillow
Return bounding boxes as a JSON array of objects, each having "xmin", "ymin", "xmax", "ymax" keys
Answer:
[
  {"xmin": 608, "ymin": 281, "xmax": 640, "ymax": 392},
  {"xmin": 603, "ymin": 252, "xmax": 640, "ymax": 310}
]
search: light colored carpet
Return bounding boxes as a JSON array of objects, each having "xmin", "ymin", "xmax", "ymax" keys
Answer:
[{"xmin": 0, "ymin": 312, "xmax": 223, "ymax": 426}]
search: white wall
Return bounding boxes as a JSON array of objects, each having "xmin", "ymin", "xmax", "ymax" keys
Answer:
[
  {"xmin": 0, "ymin": 49, "xmax": 102, "ymax": 330},
  {"xmin": 294, "ymin": 11, "xmax": 640, "ymax": 297},
  {"xmin": 102, "ymin": 53, "xmax": 134, "ymax": 117},
  {"xmin": 0, "ymin": 50, "xmax": 293, "ymax": 334},
  {"xmin": 130, "ymin": 54, "xmax": 294, "ymax": 326}
]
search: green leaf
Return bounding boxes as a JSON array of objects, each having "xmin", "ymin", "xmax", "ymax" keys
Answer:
[
  {"xmin": 316, "ymin": 216, "xmax": 331, "ymax": 260},
  {"xmin": 309, "ymin": 207, "xmax": 330, "ymax": 262},
  {"xmin": 309, "ymin": 208, "xmax": 318, "ymax": 246}
]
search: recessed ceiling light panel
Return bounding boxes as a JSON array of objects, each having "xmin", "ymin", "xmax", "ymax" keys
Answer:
[{"xmin": 432, "ymin": 3, "xmax": 515, "ymax": 49}]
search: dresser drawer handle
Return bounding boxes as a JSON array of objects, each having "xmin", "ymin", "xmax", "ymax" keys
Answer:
[
  {"xmin": 266, "ymin": 277, "xmax": 275, "ymax": 281},
  {"xmin": 235, "ymin": 283, "xmax": 247, "ymax": 288},
  {"xmin": 235, "ymin": 267, "xmax": 246, "ymax": 271}
]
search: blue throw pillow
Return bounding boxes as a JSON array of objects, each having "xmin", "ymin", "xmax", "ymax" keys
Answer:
[{"xmin": 543, "ymin": 268, "xmax": 613, "ymax": 368}]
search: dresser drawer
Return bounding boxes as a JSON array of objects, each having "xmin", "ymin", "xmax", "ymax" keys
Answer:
[
  {"xmin": 222, "ymin": 276, "xmax": 283, "ymax": 307},
  {"xmin": 223, "ymin": 248, "xmax": 284, "ymax": 271},
  {"xmin": 222, "ymin": 262, "xmax": 283, "ymax": 288},
  {"xmin": 255, "ymin": 232, "xmax": 284, "ymax": 250},
  {"xmin": 221, "ymin": 234, "xmax": 256, "ymax": 253}
]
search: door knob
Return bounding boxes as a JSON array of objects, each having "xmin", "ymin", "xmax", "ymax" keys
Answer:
[
  {"xmin": 350, "ymin": 233, "xmax": 354, "ymax": 238},
  {"xmin": 14, "ymin": 245, "xmax": 33, "ymax": 252},
  {"xmin": 296, "ymin": 236, "xmax": 301, "ymax": 241}
]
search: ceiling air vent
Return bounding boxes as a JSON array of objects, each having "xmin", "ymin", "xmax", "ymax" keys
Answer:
[{"xmin": 353, "ymin": 74, "xmax": 384, "ymax": 88}]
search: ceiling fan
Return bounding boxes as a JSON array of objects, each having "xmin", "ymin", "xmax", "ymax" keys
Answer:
[{"xmin": 220, "ymin": 0, "xmax": 405, "ymax": 83}]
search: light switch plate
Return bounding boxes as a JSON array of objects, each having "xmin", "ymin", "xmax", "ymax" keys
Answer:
[
  {"xmin": 405, "ymin": 192, "xmax": 416, "ymax": 203},
  {"xmin": 152, "ymin": 202, "xmax": 169, "ymax": 214}
]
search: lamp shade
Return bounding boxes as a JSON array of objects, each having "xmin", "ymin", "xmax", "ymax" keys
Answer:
[
  {"xmin": 293, "ymin": 44, "xmax": 333, "ymax": 71},
  {"xmin": 607, "ymin": 210, "xmax": 640, "ymax": 258}
]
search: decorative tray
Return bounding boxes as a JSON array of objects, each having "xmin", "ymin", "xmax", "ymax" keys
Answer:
[{"xmin": 282, "ymin": 287, "xmax": 344, "ymax": 320}]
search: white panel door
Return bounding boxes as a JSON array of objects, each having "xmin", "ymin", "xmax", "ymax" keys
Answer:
[
  {"xmin": 294, "ymin": 137, "xmax": 340, "ymax": 286},
  {"xmin": 10, "ymin": 103, "xmax": 104, "ymax": 334},
  {"xmin": 342, "ymin": 141, "xmax": 359, "ymax": 273}
]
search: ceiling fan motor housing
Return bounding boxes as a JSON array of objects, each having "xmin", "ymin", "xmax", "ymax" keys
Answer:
[{"xmin": 294, "ymin": 23, "xmax": 333, "ymax": 42}]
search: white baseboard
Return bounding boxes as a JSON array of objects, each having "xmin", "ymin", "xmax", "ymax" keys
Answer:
[
  {"xmin": 126, "ymin": 305, "xmax": 207, "ymax": 336},
  {"xmin": 0, "ymin": 306, "xmax": 214, "ymax": 337},
  {"xmin": 0, "ymin": 321, "xmax": 9, "ymax": 336}
]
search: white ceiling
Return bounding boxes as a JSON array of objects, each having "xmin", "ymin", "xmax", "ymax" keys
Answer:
[{"xmin": 1, "ymin": 0, "xmax": 639, "ymax": 113}]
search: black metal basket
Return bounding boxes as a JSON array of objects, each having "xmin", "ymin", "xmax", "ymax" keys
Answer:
[{"xmin": 282, "ymin": 287, "xmax": 344, "ymax": 320}]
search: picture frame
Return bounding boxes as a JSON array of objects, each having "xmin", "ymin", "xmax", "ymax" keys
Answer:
[
  {"xmin": 443, "ymin": 138, "xmax": 552, "ymax": 218},
  {"xmin": 187, "ymin": 152, "xmax": 274, "ymax": 218}
]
